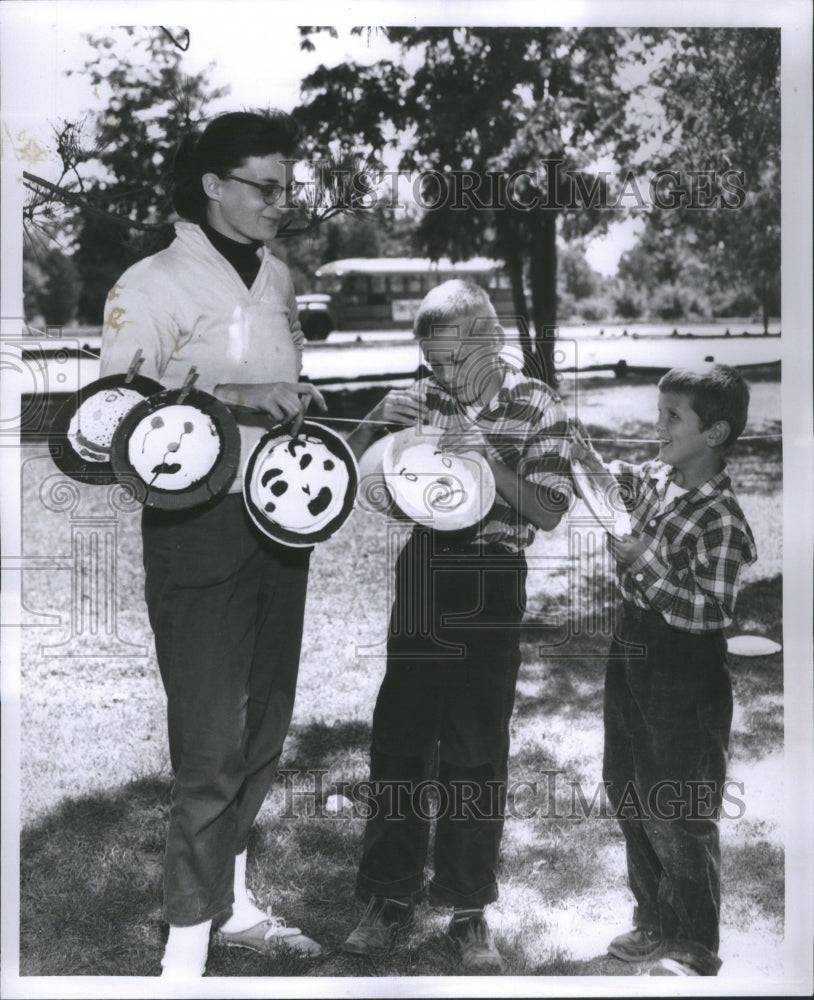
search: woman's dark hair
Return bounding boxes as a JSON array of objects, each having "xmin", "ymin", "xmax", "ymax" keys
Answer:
[{"xmin": 171, "ymin": 110, "xmax": 300, "ymax": 223}]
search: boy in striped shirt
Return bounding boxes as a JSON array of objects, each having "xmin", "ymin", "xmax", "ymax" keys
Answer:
[
  {"xmin": 572, "ymin": 363, "xmax": 757, "ymax": 977},
  {"xmin": 342, "ymin": 280, "xmax": 572, "ymax": 971}
]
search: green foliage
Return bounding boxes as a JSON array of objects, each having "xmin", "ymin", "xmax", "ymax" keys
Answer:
[
  {"xmin": 66, "ymin": 27, "xmax": 228, "ymax": 321},
  {"xmin": 295, "ymin": 27, "xmax": 628, "ymax": 373},
  {"xmin": 616, "ymin": 29, "xmax": 780, "ymax": 328},
  {"xmin": 22, "ymin": 246, "xmax": 80, "ymax": 326}
]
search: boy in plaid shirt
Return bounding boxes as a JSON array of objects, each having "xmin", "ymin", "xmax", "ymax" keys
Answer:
[
  {"xmin": 342, "ymin": 280, "xmax": 572, "ymax": 971},
  {"xmin": 572, "ymin": 363, "xmax": 757, "ymax": 977}
]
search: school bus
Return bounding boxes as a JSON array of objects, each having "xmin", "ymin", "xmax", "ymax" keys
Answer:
[{"xmin": 296, "ymin": 257, "xmax": 513, "ymax": 340}]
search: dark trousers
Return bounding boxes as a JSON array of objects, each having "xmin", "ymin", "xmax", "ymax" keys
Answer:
[
  {"xmin": 142, "ymin": 493, "xmax": 310, "ymax": 926},
  {"xmin": 356, "ymin": 529, "xmax": 527, "ymax": 908},
  {"xmin": 603, "ymin": 602, "xmax": 733, "ymax": 975}
]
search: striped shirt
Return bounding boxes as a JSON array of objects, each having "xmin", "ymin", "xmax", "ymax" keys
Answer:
[
  {"xmin": 609, "ymin": 458, "xmax": 757, "ymax": 633},
  {"xmin": 404, "ymin": 364, "xmax": 573, "ymax": 552}
]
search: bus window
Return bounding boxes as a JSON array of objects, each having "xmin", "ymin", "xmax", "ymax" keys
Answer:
[
  {"xmin": 316, "ymin": 274, "xmax": 342, "ymax": 294},
  {"xmin": 344, "ymin": 274, "xmax": 368, "ymax": 304},
  {"xmin": 369, "ymin": 275, "xmax": 387, "ymax": 305},
  {"xmin": 405, "ymin": 275, "xmax": 422, "ymax": 295},
  {"xmin": 389, "ymin": 275, "xmax": 404, "ymax": 295}
]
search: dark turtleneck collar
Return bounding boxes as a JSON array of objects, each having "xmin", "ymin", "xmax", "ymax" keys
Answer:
[{"xmin": 202, "ymin": 222, "xmax": 263, "ymax": 289}]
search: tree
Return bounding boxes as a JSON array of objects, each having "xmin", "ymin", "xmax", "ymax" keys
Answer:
[
  {"xmin": 294, "ymin": 27, "xmax": 628, "ymax": 381},
  {"xmin": 620, "ymin": 28, "xmax": 780, "ymax": 330},
  {"xmin": 22, "ymin": 27, "xmax": 379, "ymax": 324},
  {"xmin": 23, "ymin": 247, "xmax": 80, "ymax": 326}
]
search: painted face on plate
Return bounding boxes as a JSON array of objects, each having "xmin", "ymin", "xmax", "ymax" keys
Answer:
[
  {"xmin": 250, "ymin": 434, "xmax": 351, "ymax": 533},
  {"xmin": 383, "ymin": 429, "xmax": 496, "ymax": 530},
  {"xmin": 127, "ymin": 404, "xmax": 222, "ymax": 489},
  {"xmin": 68, "ymin": 387, "xmax": 146, "ymax": 462}
]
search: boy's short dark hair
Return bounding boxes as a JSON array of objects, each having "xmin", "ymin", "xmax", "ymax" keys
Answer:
[
  {"xmin": 413, "ymin": 279, "xmax": 495, "ymax": 341},
  {"xmin": 658, "ymin": 363, "xmax": 750, "ymax": 445}
]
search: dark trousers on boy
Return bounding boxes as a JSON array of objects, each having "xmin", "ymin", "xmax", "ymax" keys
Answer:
[
  {"xmin": 142, "ymin": 493, "xmax": 310, "ymax": 926},
  {"xmin": 356, "ymin": 527, "xmax": 527, "ymax": 907},
  {"xmin": 604, "ymin": 601, "xmax": 733, "ymax": 976}
]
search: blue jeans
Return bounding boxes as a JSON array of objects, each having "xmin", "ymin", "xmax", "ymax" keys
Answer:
[
  {"xmin": 604, "ymin": 602, "xmax": 732, "ymax": 975},
  {"xmin": 142, "ymin": 494, "xmax": 310, "ymax": 926},
  {"xmin": 356, "ymin": 529, "xmax": 527, "ymax": 908}
]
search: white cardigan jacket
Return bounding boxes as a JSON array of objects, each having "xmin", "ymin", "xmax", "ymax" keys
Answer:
[{"xmin": 100, "ymin": 222, "xmax": 305, "ymax": 490}]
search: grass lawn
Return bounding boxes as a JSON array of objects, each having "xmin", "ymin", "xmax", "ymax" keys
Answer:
[{"xmin": 15, "ymin": 369, "xmax": 787, "ymax": 985}]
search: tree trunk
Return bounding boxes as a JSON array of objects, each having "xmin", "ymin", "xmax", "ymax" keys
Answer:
[
  {"xmin": 527, "ymin": 211, "xmax": 558, "ymax": 386},
  {"xmin": 494, "ymin": 208, "xmax": 533, "ymax": 368}
]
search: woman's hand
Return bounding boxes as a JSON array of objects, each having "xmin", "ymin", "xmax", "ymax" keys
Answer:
[{"xmin": 216, "ymin": 381, "xmax": 327, "ymax": 434}]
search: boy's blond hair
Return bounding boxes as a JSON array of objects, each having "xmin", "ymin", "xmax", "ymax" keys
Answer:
[{"xmin": 413, "ymin": 280, "xmax": 496, "ymax": 341}]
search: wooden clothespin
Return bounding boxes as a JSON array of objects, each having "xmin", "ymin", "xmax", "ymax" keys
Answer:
[
  {"xmin": 178, "ymin": 366, "xmax": 198, "ymax": 403},
  {"xmin": 124, "ymin": 349, "xmax": 144, "ymax": 383}
]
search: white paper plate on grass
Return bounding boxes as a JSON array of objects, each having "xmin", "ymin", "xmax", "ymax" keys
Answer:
[{"xmin": 726, "ymin": 634, "xmax": 782, "ymax": 657}]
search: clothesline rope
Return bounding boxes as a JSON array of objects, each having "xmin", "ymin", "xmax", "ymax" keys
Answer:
[{"xmin": 21, "ymin": 333, "xmax": 781, "ymax": 443}]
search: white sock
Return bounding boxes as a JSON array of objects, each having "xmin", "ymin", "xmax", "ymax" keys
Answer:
[
  {"xmin": 160, "ymin": 919, "xmax": 211, "ymax": 978},
  {"xmin": 219, "ymin": 849, "xmax": 267, "ymax": 933}
]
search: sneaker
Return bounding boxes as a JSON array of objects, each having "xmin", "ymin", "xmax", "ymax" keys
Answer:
[
  {"xmin": 607, "ymin": 927, "xmax": 663, "ymax": 962},
  {"xmin": 447, "ymin": 913, "xmax": 504, "ymax": 973},
  {"xmin": 650, "ymin": 957, "xmax": 701, "ymax": 976},
  {"xmin": 216, "ymin": 909, "xmax": 323, "ymax": 957},
  {"xmin": 342, "ymin": 896, "xmax": 415, "ymax": 956}
]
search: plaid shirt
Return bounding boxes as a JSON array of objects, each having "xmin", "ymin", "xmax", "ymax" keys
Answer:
[
  {"xmin": 609, "ymin": 458, "xmax": 757, "ymax": 633},
  {"xmin": 405, "ymin": 364, "xmax": 573, "ymax": 552}
]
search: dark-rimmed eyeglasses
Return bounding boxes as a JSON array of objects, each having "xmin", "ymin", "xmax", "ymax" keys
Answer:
[{"xmin": 221, "ymin": 175, "xmax": 301, "ymax": 206}]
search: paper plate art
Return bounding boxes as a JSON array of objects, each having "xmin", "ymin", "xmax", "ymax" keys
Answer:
[
  {"xmin": 243, "ymin": 421, "xmax": 358, "ymax": 547},
  {"xmin": 110, "ymin": 387, "xmax": 241, "ymax": 509},
  {"xmin": 49, "ymin": 372, "xmax": 165, "ymax": 484},
  {"xmin": 570, "ymin": 457, "xmax": 633, "ymax": 538},
  {"xmin": 380, "ymin": 425, "xmax": 496, "ymax": 532}
]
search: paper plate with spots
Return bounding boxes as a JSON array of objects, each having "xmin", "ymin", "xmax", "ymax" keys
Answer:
[
  {"xmin": 48, "ymin": 373, "xmax": 165, "ymax": 484},
  {"xmin": 243, "ymin": 421, "xmax": 359, "ymax": 547},
  {"xmin": 110, "ymin": 387, "xmax": 241, "ymax": 509},
  {"xmin": 381, "ymin": 425, "xmax": 496, "ymax": 532}
]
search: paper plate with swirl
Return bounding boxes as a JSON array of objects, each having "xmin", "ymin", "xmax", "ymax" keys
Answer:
[{"xmin": 381, "ymin": 425, "xmax": 496, "ymax": 532}]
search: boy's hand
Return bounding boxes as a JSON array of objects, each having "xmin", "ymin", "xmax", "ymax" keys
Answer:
[
  {"xmin": 608, "ymin": 532, "xmax": 649, "ymax": 566},
  {"xmin": 439, "ymin": 426, "xmax": 490, "ymax": 458},
  {"xmin": 367, "ymin": 389, "xmax": 421, "ymax": 427},
  {"xmin": 569, "ymin": 421, "xmax": 605, "ymax": 472}
]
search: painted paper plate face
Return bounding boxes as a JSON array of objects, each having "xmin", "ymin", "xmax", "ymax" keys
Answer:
[
  {"xmin": 571, "ymin": 458, "xmax": 633, "ymax": 537},
  {"xmin": 110, "ymin": 387, "xmax": 241, "ymax": 509},
  {"xmin": 243, "ymin": 421, "xmax": 358, "ymax": 547},
  {"xmin": 726, "ymin": 634, "xmax": 782, "ymax": 657},
  {"xmin": 48, "ymin": 373, "xmax": 165, "ymax": 484},
  {"xmin": 381, "ymin": 425, "xmax": 496, "ymax": 531}
]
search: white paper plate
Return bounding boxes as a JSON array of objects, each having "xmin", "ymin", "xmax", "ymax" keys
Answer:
[
  {"xmin": 726, "ymin": 634, "xmax": 782, "ymax": 657},
  {"xmin": 381, "ymin": 425, "xmax": 496, "ymax": 531},
  {"xmin": 571, "ymin": 458, "xmax": 633, "ymax": 537},
  {"xmin": 356, "ymin": 433, "xmax": 396, "ymax": 514},
  {"xmin": 243, "ymin": 421, "xmax": 358, "ymax": 547}
]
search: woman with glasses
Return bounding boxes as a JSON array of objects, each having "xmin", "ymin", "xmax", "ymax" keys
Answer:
[{"xmin": 100, "ymin": 111, "xmax": 326, "ymax": 978}]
